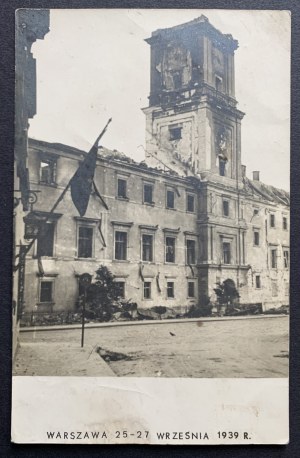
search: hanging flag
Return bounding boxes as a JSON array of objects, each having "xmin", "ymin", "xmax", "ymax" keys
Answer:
[{"xmin": 70, "ymin": 118, "xmax": 112, "ymax": 217}]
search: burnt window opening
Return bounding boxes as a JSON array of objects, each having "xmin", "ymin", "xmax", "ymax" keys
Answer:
[
  {"xmin": 186, "ymin": 239, "xmax": 196, "ymax": 265},
  {"xmin": 255, "ymin": 275, "xmax": 261, "ymax": 289},
  {"xmin": 187, "ymin": 194, "xmax": 195, "ymax": 213},
  {"xmin": 40, "ymin": 281, "xmax": 53, "ymax": 303},
  {"xmin": 78, "ymin": 226, "xmax": 93, "ymax": 258},
  {"xmin": 143, "ymin": 184, "xmax": 153, "ymax": 204},
  {"xmin": 166, "ymin": 190, "xmax": 175, "ymax": 209},
  {"xmin": 271, "ymin": 249, "xmax": 277, "ymax": 269},
  {"xmin": 117, "ymin": 178, "xmax": 127, "ymax": 199},
  {"xmin": 270, "ymin": 214, "xmax": 275, "ymax": 228},
  {"xmin": 36, "ymin": 222, "xmax": 55, "ymax": 257},
  {"xmin": 142, "ymin": 234, "xmax": 153, "ymax": 262},
  {"xmin": 167, "ymin": 282, "xmax": 175, "ymax": 298},
  {"xmin": 254, "ymin": 231, "xmax": 260, "ymax": 246},
  {"xmin": 115, "ymin": 231, "xmax": 127, "ymax": 260},
  {"xmin": 169, "ymin": 126, "xmax": 182, "ymax": 141},
  {"xmin": 165, "ymin": 237, "xmax": 176, "ymax": 263},
  {"xmin": 283, "ymin": 217, "xmax": 288, "ymax": 230},
  {"xmin": 188, "ymin": 281, "xmax": 195, "ymax": 298},
  {"xmin": 222, "ymin": 242, "xmax": 231, "ymax": 264},
  {"xmin": 40, "ymin": 157, "xmax": 57, "ymax": 185},
  {"xmin": 283, "ymin": 250, "xmax": 289, "ymax": 268},
  {"xmin": 222, "ymin": 200, "xmax": 229, "ymax": 217},
  {"xmin": 143, "ymin": 281, "xmax": 151, "ymax": 299},
  {"xmin": 114, "ymin": 281, "xmax": 125, "ymax": 299}
]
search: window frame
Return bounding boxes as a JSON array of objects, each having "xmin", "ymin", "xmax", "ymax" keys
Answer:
[
  {"xmin": 186, "ymin": 193, "xmax": 195, "ymax": 213},
  {"xmin": 143, "ymin": 281, "xmax": 152, "ymax": 300},
  {"xmin": 38, "ymin": 278, "xmax": 55, "ymax": 304},
  {"xmin": 114, "ymin": 230, "xmax": 128, "ymax": 261},
  {"xmin": 282, "ymin": 216, "xmax": 288, "ymax": 231},
  {"xmin": 169, "ymin": 125, "xmax": 182, "ymax": 141},
  {"xmin": 165, "ymin": 236, "xmax": 176, "ymax": 263},
  {"xmin": 166, "ymin": 281, "xmax": 175, "ymax": 299},
  {"xmin": 187, "ymin": 281, "xmax": 196, "ymax": 298},
  {"xmin": 283, "ymin": 249, "xmax": 289, "ymax": 269},
  {"xmin": 39, "ymin": 155, "xmax": 57, "ymax": 186},
  {"xmin": 117, "ymin": 177, "xmax": 128, "ymax": 199},
  {"xmin": 166, "ymin": 189, "xmax": 175, "ymax": 209},
  {"xmin": 143, "ymin": 182, "xmax": 154, "ymax": 205},
  {"xmin": 222, "ymin": 241, "xmax": 231, "ymax": 265},
  {"xmin": 270, "ymin": 248, "xmax": 278, "ymax": 269},
  {"xmin": 36, "ymin": 220, "xmax": 56, "ymax": 258},
  {"xmin": 141, "ymin": 233, "xmax": 154, "ymax": 263},
  {"xmin": 186, "ymin": 239, "xmax": 196, "ymax": 265},
  {"xmin": 253, "ymin": 229, "xmax": 260, "ymax": 247},
  {"xmin": 270, "ymin": 213, "xmax": 276, "ymax": 228},
  {"xmin": 222, "ymin": 199, "xmax": 230, "ymax": 217},
  {"xmin": 255, "ymin": 275, "xmax": 261, "ymax": 289},
  {"xmin": 114, "ymin": 281, "xmax": 125, "ymax": 299}
]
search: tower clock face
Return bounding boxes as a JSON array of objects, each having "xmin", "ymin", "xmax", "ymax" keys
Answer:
[{"xmin": 162, "ymin": 43, "xmax": 192, "ymax": 90}]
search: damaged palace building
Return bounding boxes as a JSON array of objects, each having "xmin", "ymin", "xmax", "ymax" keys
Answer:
[{"xmin": 23, "ymin": 16, "xmax": 289, "ymax": 315}]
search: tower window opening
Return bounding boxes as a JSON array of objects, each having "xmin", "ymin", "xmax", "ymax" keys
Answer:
[
  {"xmin": 219, "ymin": 158, "xmax": 226, "ymax": 176},
  {"xmin": 169, "ymin": 126, "xmax": 182, "ymax": 141}
]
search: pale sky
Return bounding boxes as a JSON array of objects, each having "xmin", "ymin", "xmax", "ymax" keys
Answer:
[{"xmin": 29, "ymin": 9, "xmax": 290, "ymax": 190}]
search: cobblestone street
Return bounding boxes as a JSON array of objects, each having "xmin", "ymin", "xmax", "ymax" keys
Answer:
[{"xmin": 16, "ymin": 316, "xmax": 289, "ymax": 378}]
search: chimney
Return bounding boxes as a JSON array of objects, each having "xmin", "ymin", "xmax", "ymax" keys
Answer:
[
  {"xmin": 241, "ymin": 165, "xmax": 246, "ymax": 178},
  {"xmin": 252, "ymin": 171, "xmax": 260, "ymax": 181}
]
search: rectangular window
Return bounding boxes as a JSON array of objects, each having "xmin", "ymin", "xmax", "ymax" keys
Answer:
[
  {"xmin": 283, "ymin": 250, "xmax": 289, "ymax": 268},
  {"xmin": 255, "ymin": 275, "xmax": 261, "ymax": 289},
  {"xmin": 188, "ymin": 281, "xmax": 195, "ymax": 298},
  {"xmin": 115, "ymin": 231, "xmax": 127, "ymax": 260},
  {"xmin": 283, "ymin": 217, "xmax": 288, "ymax": 230},
  {"xmin": 271, "ymin": 249, "xmax": 277, "ymax": 268},
  {"xmin": 167, "ymin": 282, "xmax": 174, "ymax": 298},
  {"xmin": 143, "ymin": 282, "xmax": 151, "ymax": 299},
  {"xmin": 271, "ymin": 280, "xmax": 278, "ymax": 297},
  {"xmin": 223, "ymin": 242, "xmax": 231, "ymax": 264},
  {"xmin": 270, "ymin": 214, "xmax": 275, "ymax": 228},
  {"xmin": 37, "ymin": 222, "xmax": 55, "ymax": 257},
  {"xmin": 187, "ymin": 194, "xmax": 195, "ymax": 213},
  {"xmin": 166, "ymin": 190, "xmax": 175, "ymax": 209},
  {"xmin": 40, "ymin": 158, "xmax": 57, "ymax": 185},
  {"xmin": 223, "ymin": 200, "xmax": 229, "ymax": 217},
  {"xmin": 143, "ymin": 184, "xmax": 153, "ymax": 204},
  {"xmin": 117, "ymin": 178, "xmax": 127, "ymax": 198},
  {"xmin": 40, "ymin": 281, "xmax": 53, "ymax": 303},
  {"xmin": 165, "ymin": 237, "xmax": 176, "ymax": 263},
  {"xmin": 114, "ymin": 281, "xmax": 125, "ymax": 299},
  {"xmin": 142, "ymin": 234, "xmax": 153, "ymax": 262},
  {"xmin": 186, "ymin": 239, "xmax": 196, "ymax": 265},
  {"xmin": 78, "ymin": 226, "xmax": 93, "ymax": 258},
  {"xmin": 254, "ymin": 230, "xmax": 260, "ymax": 246},
  {"xmin": 169, "ymin": 126, "xmax": 182, "ymax": 141}
]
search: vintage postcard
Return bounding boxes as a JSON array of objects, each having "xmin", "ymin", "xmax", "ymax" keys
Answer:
[{"xmin": 12, "ymin": 9, "xmax": 290, "ymax": 444}]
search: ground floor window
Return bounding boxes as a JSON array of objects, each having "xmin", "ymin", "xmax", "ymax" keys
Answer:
[
  {"xmin": 39, "ymin": 280, "xmax": 53, "ymax": 303},
  {"xmin": 143, "ymin": 281, "xmax": 151, "ymax": 299},
  {"xmin": 255, "ymin": 275, "xmax": 261, "ymax": 289},
  {"xmin": 188, "ymin": 281, "xmax": 195, "ymax": 298},
  {"xmin": 271, "ymin": 280, "xmax": 278, "ymax": 297},
  {"xmin": 167, "ymin": 281, "xmax": 175, "ymax": 298},
  {"xmin": 114, "ymin": 281, "xmax": 125, "ymax": 298}
]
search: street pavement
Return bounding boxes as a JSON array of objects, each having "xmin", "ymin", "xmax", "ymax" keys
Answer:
[{"xmin": 14, "ymin": 315, "xmax": 289, "ymax": 378}]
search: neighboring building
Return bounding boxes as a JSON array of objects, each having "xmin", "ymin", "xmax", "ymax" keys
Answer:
[
  {"xmin": 13, "ymin": 9, "xmax": 49, "ymax": 353},
  {"xmin": 23, "ymin": 16, "xmax": 289, "ymax": 316}
]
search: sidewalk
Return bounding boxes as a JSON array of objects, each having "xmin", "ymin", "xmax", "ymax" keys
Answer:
[
  {"xmin": 13, "ymin": 341, "xmax": 116, "ymax": 376},
  {"xmin": 20, "ymin": 313, "xmax": 287, "ymax": 333}
]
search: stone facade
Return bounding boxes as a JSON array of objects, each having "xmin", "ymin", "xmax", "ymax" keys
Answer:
[{"xmin": 22, "ymin": 16, "xmax": 289, "ymax": 315}]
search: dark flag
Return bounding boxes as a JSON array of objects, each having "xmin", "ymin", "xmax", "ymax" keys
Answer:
[{"xmin": 70, "ymin": 118, "xmax": 111, "ymax": 217}]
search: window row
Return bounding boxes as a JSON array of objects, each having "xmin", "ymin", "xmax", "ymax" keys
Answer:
[
  {"xmin": 143, "ymin": 280, "xmax": 196, "ymax": 300},
  {"xmin": 269, "ymin": 213, "xmax": 288, "ymax": 230},
  {"xmin": 34, "ymin": 222, "xmax": 197, "ymax": 265},
  {"xmin": 117, "ymin": 177, "xmax": 196, "ymax": 212}
]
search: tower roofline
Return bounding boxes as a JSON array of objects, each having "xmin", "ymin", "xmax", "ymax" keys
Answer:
[{"xmin": 145, "ymin": 15, "xmax": 238, "ymax": 53}]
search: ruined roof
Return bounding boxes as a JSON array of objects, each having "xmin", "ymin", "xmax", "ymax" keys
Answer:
[
  {"xmin": 244, "ymin": 177, "xmax": 290, "ymax": 206},
  {"xmin": 146, "ymin": 15, "xmax": 238, "ymax": 52}
]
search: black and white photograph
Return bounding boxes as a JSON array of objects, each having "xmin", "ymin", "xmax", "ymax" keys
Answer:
[{"xmin": 12, "ymin": 8, "xmax": 290, "ymax": 444}]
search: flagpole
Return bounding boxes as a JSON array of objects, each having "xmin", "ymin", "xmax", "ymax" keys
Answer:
[{"xmin": 14, "ymin": 118, "xmax": 112, "ymax": 269}]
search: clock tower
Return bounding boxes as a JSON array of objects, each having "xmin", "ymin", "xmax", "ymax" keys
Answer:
[{"xmin": 143, "ymin": 15, "xmax": 245, "ymax": 182}]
